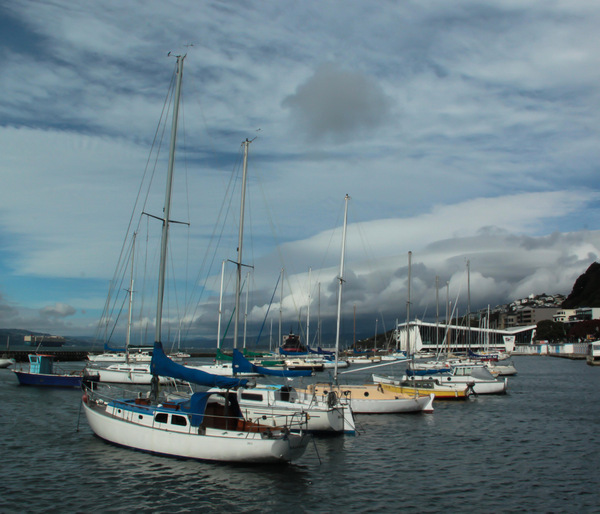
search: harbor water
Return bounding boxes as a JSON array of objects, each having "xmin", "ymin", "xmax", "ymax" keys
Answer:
[{"xmin": 1, "ymin": 355, "xmax": 599, "ymax": 513}]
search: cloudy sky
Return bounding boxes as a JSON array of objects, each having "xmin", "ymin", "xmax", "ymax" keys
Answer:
[{"xmin": 1, "ymin": 1, "xmax": 599, "ymax": 347}]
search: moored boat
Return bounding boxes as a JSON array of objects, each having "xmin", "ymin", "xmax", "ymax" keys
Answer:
[
  {"xmin": 372, "ymin": 373, "xmax": 473, "ymax": 400},
  {"xmin": 210, "ymin": 383, "xmax": 355, "ymax": 434},
  {"xmin": 83, "ymin": 360, "xmax": 309, "ymax": 463},
  {"xmin": 409, "ymin": 362, "xmax": 508, "ymax": 394},
  {"xmin": 85, "ymin": 362, "xmax": 179, "ymax": 385},
  {"xmin": 0, "ymin": 356, "xmax": 15, "ymax": 368},
  {"xmin": 298, "ymin": 382, "xmax": 434, "ymax": 414},
  {"xmin": 13, "ymin": 354, "xmax": 84, "ymax": 388},
  {"xmin": 81, "ymin": 55, "xmax": 309, "ymax": 464}
]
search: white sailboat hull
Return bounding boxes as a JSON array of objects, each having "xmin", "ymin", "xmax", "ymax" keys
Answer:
[
  {"xmin": 238, "ymin": 403, "xmax": 353, "ymax": 433},
  {"xmin": 208, "ymin": 386, "xmax": 355, "ymax": 434},
  {"xmin": 188, "ymin": 363, "xmax": 260, "ymax": 377},
  {"xmin": 347, "ymin": 393, "xmax": 434, "ymax": 414},
  {"xmin": 88, "ymin": 352, "xmax": 152, "ymax": 363},
  {"xmin": 82, "ymin": 397, "xmax": 308, "ymax": 463},
  {"xmin": 88, "ymin": 364, "xmax": 178, "ymax": 385},
  {"xmin": 0, "ymin": 358, "xmax": 15, "ymax": 368}
]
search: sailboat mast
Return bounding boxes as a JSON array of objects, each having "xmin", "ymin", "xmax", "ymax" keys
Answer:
[
  {"xmin": 435, "ymin": 275, "xmax": 439, "ymax": 351},
  {"xmin": 233, "ymin": 139, "xmax": 250, "ymax": 349},
  {"xmin": 307, "ymin": 267, "xmax": 311, "ymax": 348},
  {"xmin": 467, "ymin": 259, "xmax": 471, "ymax": 350},
  {"xmin": 334, "ymin": 194, "xmax": 350, "ymax": 381},
  {"xmin": 407, "ymin": 250, "xmax": 411, "ymax": 356},
  {"xmin": 155, "ymin": 54, "xmax": 184, "ymax": 344},
  {"xmin": 125, "ymin": 233, "xmax": 136, "ymax": 363},
  {"xmin": 243, "ymin": 271, "xmax": 250, "ymax": 349},
  {"xmin": 279, "ymin": 268, "xmax": 283, "ymax": 348},
  {"xmin": 317, "ymin": 282, "xmax": 321, "ymax": 348},
  {"xmin": 216, "ymin": 259, "xmax": 225, "ymax": 360}
]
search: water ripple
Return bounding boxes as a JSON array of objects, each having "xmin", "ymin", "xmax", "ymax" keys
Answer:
[{"xmin": 2, "ymin": 357, "xmax": 600, "ymax": 512}]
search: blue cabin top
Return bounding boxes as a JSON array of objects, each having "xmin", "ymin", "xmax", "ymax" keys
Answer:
[{"xmin": 28, "ymin": 354, "xmax": 55, "ymax": 374}]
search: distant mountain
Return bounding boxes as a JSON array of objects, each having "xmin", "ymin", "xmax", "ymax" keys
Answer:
[{"xmin": 562, "ymin": 262, "xmax": 600, "ymax": 308}]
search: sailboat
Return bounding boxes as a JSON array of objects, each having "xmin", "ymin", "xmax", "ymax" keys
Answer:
[
  {"xmin": 0, "ymin": 357, "xmax": 14, "ymax": 368},
  {"xmin": 190, "ymin": 140, "xmax": 264, "ymax": 378},
  {"xmin": 403, "ymin": 261, "xmax": 508, "ymax": 395},
  {"xmin": 81, "ymin": 55, "xmax": 309, "ymax": 463},
  {"xmin": 86, "ymin": 234, "xmax": 173, "ymax": 385},
  {"xmin": 372, "ymin": 252, "xmax": 472, "ymax": 400},
  {"xmin": 208, "ymin": 349, "xmax": 356, "ymax": 434},
  {"xmin": 0, "ymin": 337, "xmax": 15, "ymax": 368},
  {"xmin": 296, "ymin": 195, "xmax": 434, "ymax": 414}
]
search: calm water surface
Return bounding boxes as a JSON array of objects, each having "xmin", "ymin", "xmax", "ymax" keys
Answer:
[{"xmin": 1, "ymin": 356, "xmax": 599, "ymax": 513}]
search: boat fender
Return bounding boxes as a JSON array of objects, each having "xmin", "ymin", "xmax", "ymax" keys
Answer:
[{"xmin": 82, "ymin": 393, "xmax": 88, "ymax": 404}]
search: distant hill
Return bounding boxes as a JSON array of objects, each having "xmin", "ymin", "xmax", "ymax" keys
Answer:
[
  {"xmin": 562, "ymin": 262, "xmax": 600, "ymax": 308},
  {"xmin": 0, "ymin": 329, "xmax": 91, "ymax": 348}
]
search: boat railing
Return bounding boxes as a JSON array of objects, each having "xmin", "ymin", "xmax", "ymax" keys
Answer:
[{"xmin": 237, "ymin": 408, "xmax": 308, "ymax": 432}]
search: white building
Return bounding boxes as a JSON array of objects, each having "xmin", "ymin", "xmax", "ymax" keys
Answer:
[{"xmin": 395, "ymin": 319, "xmax": 536, "ymax": 354}]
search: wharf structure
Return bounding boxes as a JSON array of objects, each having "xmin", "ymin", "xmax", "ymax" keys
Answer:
[
  {"xmin": 394, "ymin": 319, "xmax": 536, "ymax": 354},
  {"xmin": 24, "ymin": 335, "xmax": 66, "ymax": 347}
]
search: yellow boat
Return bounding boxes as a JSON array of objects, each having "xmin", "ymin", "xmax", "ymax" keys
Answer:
[{"xmin": 372, "ymin": 374, "xmax": 473, "ymax": 400}]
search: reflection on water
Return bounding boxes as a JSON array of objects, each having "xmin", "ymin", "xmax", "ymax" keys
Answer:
[{"xmin": 1, "ymin": 356, "xmax": 600, "ymax": 512}]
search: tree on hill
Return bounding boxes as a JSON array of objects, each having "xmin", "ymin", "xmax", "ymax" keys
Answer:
[
  {"xmin": 567, "ymin": 319, "xmax": 600, "ymax": 340},
  {"xmin": 562, "ymin": 262, "xmax": 600, "ymax": 308},
  {"xmin": 535, "ymin": 320, "xmax": 566, "ymax": 343}
]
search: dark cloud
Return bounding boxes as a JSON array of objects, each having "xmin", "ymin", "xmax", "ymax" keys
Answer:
[
  {"xmin": 282, "ymin": 63, "xmax": 393, "ymax": 143},
  {"xmin": 40, "ymin": 303, "xmax": 76, "ymax": 318}
]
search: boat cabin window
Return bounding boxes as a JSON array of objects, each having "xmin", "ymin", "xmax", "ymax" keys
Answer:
[
  {"xmin": 241, "ymin": 392, "xmax": 263, "ymax": 402},
  {"xmin": 155, "ymin": 413, "xmax": 168, "ymax": 423},
  {"xmin": 171, "ymin": 415, "xmax": 187, "ymax": 427}
]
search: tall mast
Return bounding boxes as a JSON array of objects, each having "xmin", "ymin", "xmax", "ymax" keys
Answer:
[
  {"xmin": 317, "ymin": 282, "xmax": 321, "ymax": 347},
  {"xmin": 353, "ymin": 305, "xmax": 356, "ymax": 348},
  {"xmin": 407, "ymin": 251, "xmax": 412, "ymax": 356},
  {"xmin": 243, "ymin": 271, "xmax": 250, "ymax": 349},
  {"xmin": 435, "ymin": 276, "xmax": 439, "ymax": 351},
  {"xmin": 374, "ymin": 317, "xmax": 378, "ymax": 351},
  {"xmin": 307, "ymin": 267, "xmax": 311, "ymax": 348},
  {"xmin": 125, "ymin": 233, "xmax": 136, "ymax": 363},
  {"xmin": 279, "ymin": 268, "xmax": 283, "ymax": 347},
  {"xmin": 233, "ymin": 139, "xmax": 251, "ymax": 349},
  {"xmin": 467, "ymin": 259, "xmax": 471, "ymax": 350},
  {"xmin": 216, "ymin": 259, "xmax": 225, "ymax": 361},
  {"xmin": 155, "ymin": 54, "xmax": 185, "ymax": 345},
  {"xmin": 334, "ymin": 194, "xmax": 350, "ymax": 381}
]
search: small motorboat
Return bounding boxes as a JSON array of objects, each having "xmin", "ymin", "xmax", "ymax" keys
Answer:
[{"xmin": 13, "ymin": 354, "xmax": 84, "ymax": 388}]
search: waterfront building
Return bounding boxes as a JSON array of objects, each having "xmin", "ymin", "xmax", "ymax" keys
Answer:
[{"xmin": 394, "ymin": 319, "xmax": 536, "ymax": 354}]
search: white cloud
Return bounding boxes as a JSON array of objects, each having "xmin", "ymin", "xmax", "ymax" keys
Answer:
[{"xmin": 0, "ymin": 1, "xmax": 599, "ymax": 339}]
